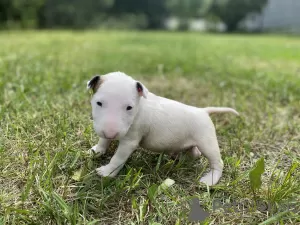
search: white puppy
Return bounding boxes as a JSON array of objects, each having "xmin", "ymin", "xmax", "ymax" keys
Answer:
[{"xmin": 87, "ymin": 72, "xmax": 239, "ymax": 186}]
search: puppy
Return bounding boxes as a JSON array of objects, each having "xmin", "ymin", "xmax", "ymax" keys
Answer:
[{"xmin": 87, "ymin": 72, "xmax": 239, "ymax": 186}]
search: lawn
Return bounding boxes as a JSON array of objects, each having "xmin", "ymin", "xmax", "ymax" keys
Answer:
[{"xmin": 0, "ymin": 30, "xmax": 299, "ymax": 225}]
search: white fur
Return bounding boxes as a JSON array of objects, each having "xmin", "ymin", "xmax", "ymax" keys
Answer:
[{"xmin": 87, "ymin": 72, "xmax": 239, "ymax": 186}]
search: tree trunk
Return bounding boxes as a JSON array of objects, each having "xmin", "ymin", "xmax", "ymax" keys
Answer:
[
  {"xmin": 178, "ymin": 18, "xmax": 189, "ymax": 31},
  {"xmin": 226, "ymin": 22, "xmax": 238, "ymax": 32},
  {"xmin": 146, "ymin": 17, "xmax": 164, "ymax": 30}
]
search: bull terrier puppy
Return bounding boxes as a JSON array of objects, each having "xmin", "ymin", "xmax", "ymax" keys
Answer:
[{"xmin": 87, "ymin": 72, "xmax": 239, "ymax": 186}]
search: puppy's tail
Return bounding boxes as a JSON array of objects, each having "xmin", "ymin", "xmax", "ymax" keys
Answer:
[{"xmin": 203, "ymin": 107, "xmax": 239, "ymax": 116}]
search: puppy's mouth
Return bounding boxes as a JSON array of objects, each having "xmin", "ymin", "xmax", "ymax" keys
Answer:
[
  {"xmin": 103, "ymin": 132, "xmax": 118, "ymax": 140},
  {"xmin": 105, "ymin": 137, "xmax": 115, "ymax": 140}
]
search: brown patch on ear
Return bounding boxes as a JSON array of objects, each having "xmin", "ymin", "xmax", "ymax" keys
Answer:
[{"xmin": 87, "ymin": 75, "xmax": 104, "ymax": 93}]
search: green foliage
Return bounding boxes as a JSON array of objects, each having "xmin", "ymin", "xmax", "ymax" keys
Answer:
[
  {"xmin": 0, "ymin": 0, "xmax": 270, "ymax": 31},
  {"xmin": 0, "ymin": 0, "xmax": 170, "ymax": 29},
  {"xmin": 111, "ymin": 0, "xmax": 169, "ymax": 29},
  {"xmin": 258, "ymin": 211, "xmax": 294, "ymax": 225},
  {"xmin": 249, "ymin": 157, "xmax": 265, "ymax": 193},
  {"xmin": 0, "ymin": 0, "xmax": 44, "ymax": 28},
  {"xmin": 166, "ymin": 0, "xmax": 205, "ymax": 30},
  {"xmin": 38, "ymin": 0, "xmax": 114, "ymax": 29},
  {"xmin": 166, "ymin": 0, "xmax": 204, "ymax": 18},
  {"xmin": 207, "ymin": 0, "xmax": 269, "ymax": 32}
]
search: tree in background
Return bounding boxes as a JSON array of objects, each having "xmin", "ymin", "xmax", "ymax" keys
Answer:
[
  {"xmin": 0, "ymin": 0, "xmax": 269, "ymax": 31},
  {"xmin": 0, "ymin": 0, "xmax": 15, "ymax": 28},
  {"xmin": 38, "ymin": 0, "xmax": 114, "ymax": 29},
  {"xmin": 0, "ymin": 0, "xmax": 44, "ymax": 28},
  {"xmin": 111, "ymin": 0, "xmax": 169, "ymax": 29},
  {"xmin": 206, "ymin": 0, "xmax": 268, "ymax": 32},
  {"xmin": 166, "ymin": 0, "xmax": 205, "ymax": 30}
]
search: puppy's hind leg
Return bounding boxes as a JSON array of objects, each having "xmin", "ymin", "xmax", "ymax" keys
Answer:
[
  {"xmin": 168, "ymin": 147, "xmax": 201, "ymax": 160},
  {"xmin": 196, "ymin": 137, "xmax": 223, "ymax": 186}
]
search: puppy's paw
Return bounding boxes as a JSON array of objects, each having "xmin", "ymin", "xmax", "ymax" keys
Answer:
[
  {"xmin": 200, "ymin": 176, "xmax": 215, "ymax": 186},
  {"xmin": 90, "ymin": 144, "xmax": 106, "ymax": 155},
  {"xmin": 96, "ymin": 165, "xmax": 118, "ymax": 177},
  {"xmin": 200, "ymin": 170, "xmax": 222, "ymax": 186}
]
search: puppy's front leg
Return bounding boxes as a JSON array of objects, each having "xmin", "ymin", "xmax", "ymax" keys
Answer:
[
  {"xmin": 91, "ymin": 138, "xmax": 111, "ymax": 155},
  {"xmin": 96, "ymin": 140, "xmax": 137, "ymax": 177}
]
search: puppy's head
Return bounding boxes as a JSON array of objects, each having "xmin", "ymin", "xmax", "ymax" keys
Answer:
[{"xmin": 87, "ymin": 71, "xmax": 148, "ymax": 140}]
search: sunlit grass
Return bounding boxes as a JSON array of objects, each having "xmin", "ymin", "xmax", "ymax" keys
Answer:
[{"xmin": 0, "ymin": 30, "xmax": 299, "ymax": 224}]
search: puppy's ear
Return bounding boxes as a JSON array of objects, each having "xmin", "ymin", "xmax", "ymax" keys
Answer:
[
  {"xmin": 87, "ymin": 75, "xmax": 102, "ymax": 93},
  {"xmin": 136, "ymin": 81, "xmax": 148, "ymax": 98}
]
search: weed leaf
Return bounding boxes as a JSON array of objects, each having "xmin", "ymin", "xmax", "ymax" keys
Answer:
[{"xmin": 249, "ymin": 157, "xmax": 265, "ymax": 191}]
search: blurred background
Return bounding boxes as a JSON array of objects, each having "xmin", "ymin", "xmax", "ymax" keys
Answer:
[{"xmin": 0, "ymin": 0, "xmax": 300, "ymax": 34}]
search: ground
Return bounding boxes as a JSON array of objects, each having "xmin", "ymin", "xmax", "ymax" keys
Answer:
[{"xmin": 0, "ymin": 30, "xmax": 299, "ymax": 225}]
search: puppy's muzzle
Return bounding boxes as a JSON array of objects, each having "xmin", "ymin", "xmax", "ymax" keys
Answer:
[{"xmin": 103, "ymin": 131, "xmax": 118, "ymax": 140}]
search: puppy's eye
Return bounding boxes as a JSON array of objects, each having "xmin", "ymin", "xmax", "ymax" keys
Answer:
[
  {"xmin": 97, "ymin": 102, "xmax": 102, "ymax": 107},
  {"xmin": 126, "ymin": 106, "xmax": 133, "ymax": 111}
]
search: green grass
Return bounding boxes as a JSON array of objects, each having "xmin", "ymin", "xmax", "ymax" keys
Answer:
[{"xmin": 0, "ymin": 30, "xmax": 300, "ymax": 224}]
